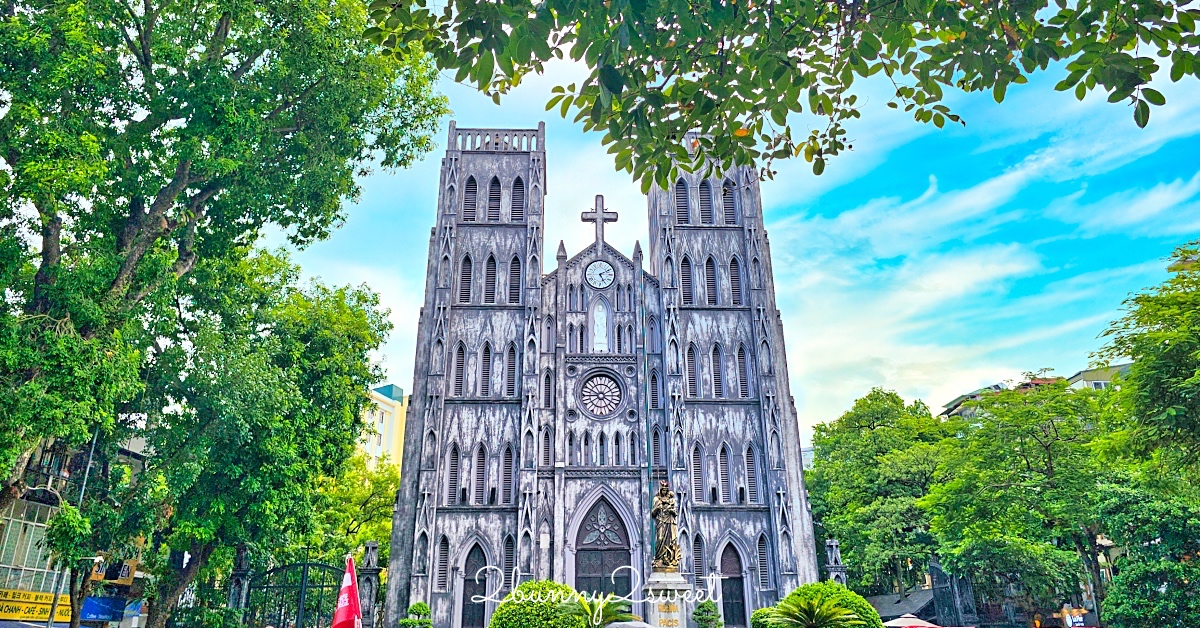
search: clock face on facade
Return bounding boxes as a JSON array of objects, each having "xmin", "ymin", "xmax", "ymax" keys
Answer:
[{"xmin": 585, "ymin": 260, "xmax": 615, "ymax": 289}]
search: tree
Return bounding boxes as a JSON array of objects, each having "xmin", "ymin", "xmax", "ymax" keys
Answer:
[
  {"xmin": 921, "ymin": 380, "xmax": 1113, "ymax": 618},
  {"xmin": 807, "ymin": 389, "xmax": 952, "ymax": 595},
  {"xmin": 691, "ymin": 600, "xmax": 723, "ymax": 628},
  {"xmin": 0, "ymin": 0, "xmax": 446, "ymax": 509},
  {"xmin": 366, "ymin": 0, "xmax": 1200, "ymax": 187},
  {"xmin": 776, "ymin": 583, "xmax": 882, "ymax": 628},
  {"xmin": 765, "ymin": 595, "xmax": 865, "ymax": 628},
  {"xmin": 1098, "ymin": 240, "xmax": 1200, "ymax": 467}
]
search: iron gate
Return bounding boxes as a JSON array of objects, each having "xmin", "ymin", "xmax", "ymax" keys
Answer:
[{"xmin": 242, "ymin": 562, "xmax": 343, "ymax": 628}]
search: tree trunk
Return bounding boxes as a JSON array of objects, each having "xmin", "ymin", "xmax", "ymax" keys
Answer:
[
  {"xmin": 0, "ymin": 446, "xmax": 37, "ymax": 524},
  {"xmin": 145, "ymin": 542, "xmax": 215, "ymax": 628},
  {"xmin": 1073, "ymin": 531, "xmax": 1106, "ymax": 625},
  {"xmin": 67, "ymin": 563, "xmax": 96, "ymax": 628}
]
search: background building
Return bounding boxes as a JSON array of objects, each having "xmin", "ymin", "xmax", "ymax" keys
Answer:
[{"xmin": 361, "ymin": 384, "xmax": 408, "ymax": 467}]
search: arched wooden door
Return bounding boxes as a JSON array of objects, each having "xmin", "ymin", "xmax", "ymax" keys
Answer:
[
  {"xmin": 720, "ymin": 544, "xmax": 747, "ymax": 628},
  {"xmin": 575, "ymin": 498, "xmax": 631, "ymax": 596},
  {"xmin": 461, "ymin": 545, "xmax": 487, "ymax": 628}
]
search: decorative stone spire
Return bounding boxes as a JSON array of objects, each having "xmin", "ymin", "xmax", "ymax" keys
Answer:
[
  {"xmin": 557, "ymin": 240, "xmax": 567, "ymax": 260},
  {"xmin": 633, "ymin": 240, "xmax": 643, "ymax": 266}
]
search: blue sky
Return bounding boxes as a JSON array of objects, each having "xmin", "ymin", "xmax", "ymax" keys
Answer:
[{"xmin": 281, "ymin": 60, "xmax": 1200, "ymax": 443}]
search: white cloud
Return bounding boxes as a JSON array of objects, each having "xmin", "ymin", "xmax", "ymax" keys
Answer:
[{"xmin": 1046, "ymin": 171, "xmax": 1200, "ymax": 237}]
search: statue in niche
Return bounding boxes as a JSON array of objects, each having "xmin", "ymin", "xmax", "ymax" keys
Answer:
[
  {"xmin": 651, "ymin": 480, "xmax": 681, "ymax": 572},
  {"xmin": 592, "ymin": 301, "xmax": 609, "ymax": 351}
]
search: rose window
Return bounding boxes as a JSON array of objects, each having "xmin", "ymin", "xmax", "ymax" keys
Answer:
[{"xmin": 580, "ymin": 374, "xmax": 622, "ymax": 416}]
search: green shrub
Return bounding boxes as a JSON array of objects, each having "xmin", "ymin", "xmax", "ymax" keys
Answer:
[
  {"xmin": 779, "ymin": 582, "xmax": 882, "ymax": 628},
  {"xmin": 750, "ymin": 606, "xmax": 774, "ymax": 628},
  {"xmin": 398, "ymin": 601, "xmax": 433, "ymax": 628},
  {"xmin": 693, "ymin": 599, "xmax": 724, "ymax": 628},
  {"xmin": 489, "ymin": 580, "xmax": 584, "ymax": 628}
]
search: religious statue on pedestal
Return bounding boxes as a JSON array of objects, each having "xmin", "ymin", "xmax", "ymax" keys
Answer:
[{"xmin": 650, "ymin": 480, "xmax": 681, "ymax": 572}]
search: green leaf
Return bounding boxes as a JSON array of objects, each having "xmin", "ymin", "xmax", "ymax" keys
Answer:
[
  {"xmin": 598, "ymin": 65, "xmax": 625, "ymax": 95},
  {"xmin": 1134, "ymin": 99, "xmax": 1150, "ymax": 127},
  {"xmin": 1142, "ymin": 87, "xmax": 1166, "ymax": 106},
  {"xmin": 993, "ymin": 81, "xmax": 1007, "ymax": 103}
]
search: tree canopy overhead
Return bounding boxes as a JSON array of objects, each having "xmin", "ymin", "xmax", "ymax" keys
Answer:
[{"xmin": 366, "ymin": 0, "xmax": 1200, "ymax": 188}]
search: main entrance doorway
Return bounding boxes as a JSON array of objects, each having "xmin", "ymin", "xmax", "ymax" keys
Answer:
[
  {"xmin": 461, "ymin": 545, "xmax": 487, "ymax": 628},
  {"xmin": 574, "ymin": 498, "xmax": 631, "ymax": 597},
  {"xmin": 720, "ymin": 545, "xmax": 747, "ymax": 628}
]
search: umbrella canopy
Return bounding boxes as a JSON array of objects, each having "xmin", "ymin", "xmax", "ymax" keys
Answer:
[{"xmin": 882, "ymin": 614, "xmax": 942, "ymax": 628}]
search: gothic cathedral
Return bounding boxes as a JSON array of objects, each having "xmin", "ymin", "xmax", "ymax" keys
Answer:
[{"xmin": 387, "ymin": 123, "xmax": 818, "ymax": 628}]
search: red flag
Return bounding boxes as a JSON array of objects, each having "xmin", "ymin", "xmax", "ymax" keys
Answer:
[{"xmin": 331, "ymin": 556, "xmax": 362, "ymax": 628}]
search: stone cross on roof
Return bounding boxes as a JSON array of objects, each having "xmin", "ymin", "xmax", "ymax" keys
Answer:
[{"xmin": 581, "ymin": 194, "xmax": 617, "ymax": 248}]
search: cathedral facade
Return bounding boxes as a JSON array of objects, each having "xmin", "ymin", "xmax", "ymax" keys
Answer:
[{"xmin": 386, "ymin": 123, "xmax": 818, "ymax": 628}]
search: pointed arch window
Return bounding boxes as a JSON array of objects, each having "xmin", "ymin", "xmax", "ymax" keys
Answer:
[
  {"xmin": 753, "ymin": 257, "xmax": 763, "ymax": 288},
  {"xmin": 568, "ymin": 324, "xmax": 576, "ymax": 352},
  {"xmin": 722, "ymin": 181, "xmax": 737, "ymax": 225},
  {"xmin": 502, "ymin": 446, "xmax": 515, "ymax": 504},
  {"xmin": 487, "ymin": 177, "xmax": 501, "ymax": 221},
  {"xmin": 616, "ymin": 326, "xmax": 624, "ymax": 353},
  {"xmin": 446, "ymin": 445, "xmax": 461, "ymax": 504},
  {"xmin": 453, "ymin": 345, "xmax": 466, "ymax": 396},
  {"xmin": 652, "ymin": 428, "xmax": 662, "ymax": 467},
  {"xmin": 463, "ymin": 177, "xmax": 478, "ymax": 221},
  {"xmin": 746, "ymin": 445, "xmax": 760, "ymax": 504},
  {"xmin": 686, "ymin": 345, "xmax": 699, "ymax": 397},
  {"xmin": 699, "ymin": 181, "xmax": 714, "ymax": 224},
  {"xmin": 579, "ymin": 326, "xmax": 586, "ymax": 354},
  {"xmin": 543, "ymin": 370, "xmax": 554, "ymax": 407},
  {"xmin": 508, "ymin": 256, "xmax": 522, "ymax": 304},
  {"xmin": 484, "ymin": 255, "xmax": 497, "ymax": 303},
  {"xmin": 473, "ymin": 445, "xmax": 487, "ymax": 504},
  {"xmin": 648, "ymin": 316, "xmax": 660, "ymax": 352},
  {"xmin": 675, "ymin": 179, "xmax": 690, "ymax": 224},
  {"xmin": 712, "ymin": 345, "xmax": 725, "ymax": 398},
  {"xmin": 650, "ymin": 371, "xmax": 660, "ymax": 409},
  {"xmin": 541, "ymin": 428, "xmax": 553, "ymax": 466},
  {"xmin": 436, "ymin": 536, "xmax": 451, "ymax": 590},
  {"xmin": 568, "ymin": 432, "xmax": 576, "ymax": 466},
  {"xmin": 568, "ymin": 285, "xmax": 575, "ymax": 311},
  {"xmin": 440, "ymin": 255, "xmax": 451, "ymax": 287},
  {"xmin": 503, "ymin": 536, "xmax": 516, "ymax": 588},
  {"xmin": 583, "ymin": 432, "xmax": 592, "ymax": 466},
  {"xmin": 680, "ymin": 258, "xmax": 694, "ymax": 305},
  {"xmin": 614, "ymin": 432, "xmax": 623, "ymax": 466},
  {"xmin": 480, "ymin": 344, "xmax": 493, "ymax": 396},
  {"xmin": 598, "ymin": 433, "xmax": 608, "ymax": 466},
  {"xmin": 693, "ymin": 535, "xmax": 705, "ymax": 581},
  {"xmin": 506, "ymin": 345, "xmax": 518, "ymax": 396},
  {"xmin": 757, "ymin": 535, "xmax": 770, "ymax": 589},
  {"xmin": 729, "ymin": 258, "xmax": 743, "ymax": 305},
  {"xmin": 511, "ymin": 177, "xmax": 526, "ymax": 221},
  {"xmin": 459, "ymin": 256, "xmax": 473, "ymax": 303},
  {"xmin": 628, "ymin": 430, "xmax": 638, "ymax": 465},
  {"xmin": 414, "ymin": 532, "xmax": 429, "ymax": 574},
  {"xmin": 627, "ymin": 326, "xmax": 633, "ymax": 353},
  {"xmin": 544, "ymin": 316, "xmax": 555, "ymax": 347},
  {"xmin": 705, "ymin": 257, "xmax": 718, "ymax": 306},
  {"xmin": 719, "ymin": 446, "xmax": 732, "ymax": 503},
  {"xmin": 691, "ymin": 445, "xmax": 704, "ymax": 502},
  {"xmin": 737, "ymin": 345, "xmax": 751, "ymax": 398}
]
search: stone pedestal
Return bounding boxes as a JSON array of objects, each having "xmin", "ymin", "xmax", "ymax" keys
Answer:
[{"xmin": 642, "ymin": 571, "xmax": 692, "ymax": 628}]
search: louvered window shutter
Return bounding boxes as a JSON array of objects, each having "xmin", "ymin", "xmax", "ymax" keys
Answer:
[
  {"xmin": 453, "ymin": 346, "xmax": 466, "ymax": 396},
  {"xmin": 746, "ymin": 446, "xmax": 759, "ymax": 503},
  {"xmin": 675, "ymin": 180, "xmax": 689, "ymax": 224},
  {"xmin": 506, "ymin": 347, "xmax": 517, "ymax": 396},
  {"xmin": 508, "ymin": 257, "xmax": 521, "ymax": 303},
  {"xmin": 722, "ymin": 183, "xmax": 736, "ymax": 225},
  {"xmin": 757, "ymin": 536, "xmax": 770, "ymax": 589},
  {"xmin": 652, "ymin": 430, "xmax": 662, "ymax": 467},
  {"xmin": 447, "ymin": 447, "xmax": 460, "ymax": 504},
  {"xmin": 691, "ymin": 446, "xmax": 704, "ymax": 501},
  {"xmin": 459, "ymin": 257, "xmax": 473, "ymax": 303},
  {"xmin": 541, "ymin": 430, "xmax": 552, "ymax": 465},
  {"xmin": 487, "ymin": 178, "xmax": 501, "ymax": 221},
  {"xmin": 543, "ymin": 372, "xmax": 553, "ymax": 407},
  {"xmin": 480, "ymin": 345, "xmax": 492, "ymax": 396},
  {"xmin": 616, "ymin": 326, "xmax": 623, "ymax": 353},
  {"xmin": 712, "ymin": 346, "xmax": 724, "ymax": 398},
  {"xmin": 437, "ymin": 537, "xmax": 450, "ymax": 589},
  {"xmin": 503, "ymin": 536, "xmax": 516, "ymax": 588},
  {"xmin": 705, "ymin": 258, "xmax": 717, "ymax": 305},
  {"xmin": 463, "ymin": 178, "xmax": 477, "ymax": 221},
  {"xmin": 650, "ymin": 373, "xmax": 660, "ymax": 409},
  {"xmin": 511, "ymin": 178, "xmax": 525, "ymax": 221},
  {"xmin": 681, "ymin": 259, "xmax": 693, "ymax": 305},
  {"xmin": 719, "ymin": 447, "xmax": 731, "ymax": 503},
  {"xmin": 502, "ymin": 447, "xmax": 514, "ymax": 503},
  {"xmin": 729, "ymin": 258, "xmax": 743, "ymax": 305},
  {"xmin": 693, "ymin": 537, "xmax": 705, "ymax": 580},
  {"xmin": 484, "ymin": 256, "xmax": 497, "ymax": 303},
  {"xmin": 474, "ymin": 447, "xmax": 486, "ymax": 504},
  {"xmin": 699, "ymin": 182, "xmax": 714, "ymax": 224},
  {"xmin": 738, "ymin": 346, "xmax": 750, "ymax": 397},
  {"xmin": 686, "ymin": 346, "xmax": 698, "ymax": 397}
]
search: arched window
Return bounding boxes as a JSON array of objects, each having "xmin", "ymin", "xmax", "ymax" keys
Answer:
[
  {"xmin": 436, "ymin": 536, "xmax": 451, "ymax": 590},
  {"xmin": 458, "ymin": 255, "xmax": 473, "ymax": 303},
  {"xmin": 752, "ymin": 257, "xmax": 763, "ymax": 288},
  {"xmin": 627, "ymin": 326, "xmax": 633, "ymax": 353},
  {"xmin": 503, "ymin": 536, "xmax": 516, "ymax": 588},
  {"xmin": 462, "ymin": 177, "xmax": 478, "ymax": 221},
  {"xmin": 712, "ymin": 345, "xmax": 725, "ymax": 398},
  {"xmin": 523, "ymin": 431, "xmax": 534, "ymax": 468},
  {"xmin": 583, "ymin": 432, "xmax": 592, "ymax": 466},
  {"xmin": 757, "ymin": 535, "xmax": 770, "ymax": 589},
  {"xmin": 414, "ymin": 532, "xmax": 429, "ymax": 574},
  {"xmin": 722, "ymin": 181, "xmax": 737, "ymax": 225},
  {"xmin": 568, "ymin": 285, "xmax": 575, "ymax": 311},
  {"xmin": 578, "ymin": 326, "xmax": 586, "ymax": 354},
  {"xmin": 729, "ymin": 258, "xmax": 743, "ymax": 305},
  {"xmin": 648, "ymin": 316, "xmax": 660, "ymax": 352},
  {"xmin": 473, "ymin": 445, "xmax": 487, "ymax": 504},
  {"xmin": 693, "ymin": 535, "xmax": 705, "ymax": 581},
  {"xmin": 719, "ymin": 445, "xmax": 732, "ymax": 503},
  {"xmin": 541, "ymin": 428, "xmax": 553, "ymax": 465},
  {"xmin": 423, "ymin": 431, "xmax": 438, "ymax": 469},
  {"xmin": 568, "ymin": 324, "xmax": 576, "ymax": 352},
  {"xmin": 616, "ymin": 325, "xmax": 624, "ymax": 353},
  {"xmin": 543, "ymin": 370, "xmax": 554, "ymax": 407},
  {"xmin": 508, "ymin": 256, "xmax": 522, "ymax": 304},
  {"xmin": 440, "ymin": 254, "xmax": 450, "ymax": 287},
  {"xmin": 487, "ymin": 177, "xmax": 501, "ymax": 221},
  {"xmin": 453, "ymin": 344, "xmax": 466, "ymax": 396},
  {"xmin": 704, "ymin": 257, "xmax": 718, "ymax": 306},
  {"xmin": 665, "ymin": 257, "xmax": 675, "ymax": 288},
  {"xmin": 614, "ymin": 432, "xmax": 623, "ymax": 465},
  {"xmin": 699, "ymin": 181, "xmax": 714, "ymax": 224},
  {"xmin": 484, "ymin": 255, "xmax": 497, "ymax": 304},
  {"xmin": 650, "ymin": 371, "xmax": 660, "ymax": 409},
  {"xmin": 760, "ymin": 340, "xmax": 773, "ymax": 374},
  {"xmin": 737, "ymin": 345, "xmax": 751, "ymax": 398},
  {"xmin": 502, "ymin": 446, "xmax": 515, "ymax": 504},
  {"xmin": 691, "ymin": 445, "xmax": 704, "ymax": 502},
  {"xmin": 446, "ymin": 445, "xmax": 461, "ymax": 504},
  {"xmin": 628, "ymin": 430, "xmax": 638, "ymax": 465},
  {"xmin": 480, "ymin": 344, "xmax": 493, "ymax": 396},
  {"xmin": 568, "ymin": 432, "xmax": 576, "ymax": 466},
  {"xmin": 686, "ymin": 345, "xmax": 699, "ymax": 397},
  {"xmin": 511, "ymin": 177, "xmax": 526, "ymax": 221},
  {"xmin": 674, "ymin": 179, "xmax": 690, "ymax": 224},
  {"xmin": 598, "ymin": 433, "xmax": 608, "ymax": 466},
  {"xmin": 544, "ymin": 316, "xmax": 555, "ymax": 347},
  {"xmin": 652, "ymin": 428, "xmax": 662, "ymax": 466},
  {"xmin": 432, "ymin": 339, "xmax": 444, "ymax": 374},
  {"xmin": 680, "ymin": 258, "xmax": 694, "ymax": 305},
  {"xmin": 746, "ymin": 445, "xmax": 760, "ymax": 504},
  {"xmin": 506, "ymin": 345, "xmax": 517, "ymax": 396}
]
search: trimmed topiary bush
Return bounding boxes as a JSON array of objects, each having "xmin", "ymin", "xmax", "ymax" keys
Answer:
[
  {"xmin": 750, "ymin": 606, "xmax": 773, "ymax": 628},
  {"xmin": 779, "ymin": 582, "xmax": 883, "ymax": 628},
  {"xmin": 489, "ymin": 580, "xmax": 585, "ymax": 628},
  {"xmin": 693, "ymin": 599, "xmax": 724, "ymax": 628},
  {"xmin": 398, "ymin": 602, "xmax": 433, "ymax": 628}
]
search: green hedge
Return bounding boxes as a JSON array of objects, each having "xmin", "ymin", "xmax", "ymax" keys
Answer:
[
  {"xmin": 776, "ymin": 582, "xmax": 883, "ymax": 628},
  {"xmin": 488, "ymin": 580, "xmax": 585, "ymax": 628},
  {"xmin": 750, "ymin": 606, "xmax": 773, "ymax": 628}
]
